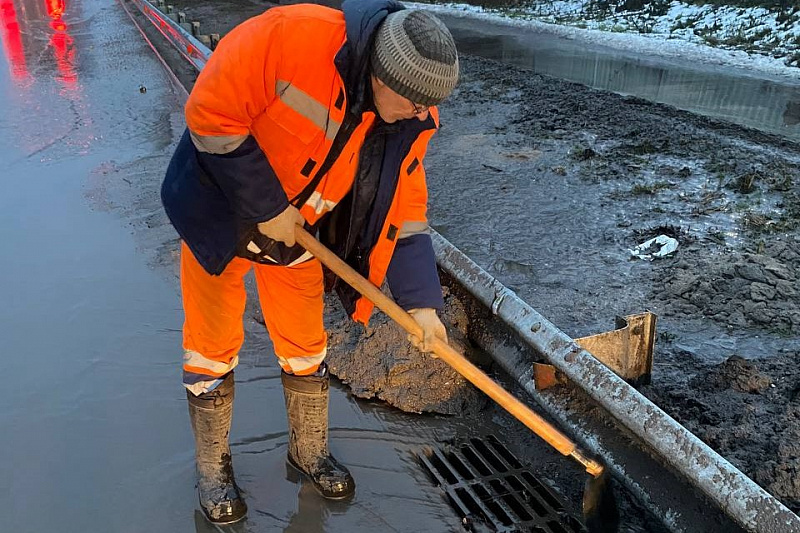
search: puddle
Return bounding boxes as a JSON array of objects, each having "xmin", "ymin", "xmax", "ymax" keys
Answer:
[{"xmin": 0, "ymin": 0, "xmax": 476, "ymax": 531}]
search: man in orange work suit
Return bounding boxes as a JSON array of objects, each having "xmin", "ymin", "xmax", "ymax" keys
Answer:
[{"xmin": 161, "ymin": 0, "xmax": 459, "ymax": 524}]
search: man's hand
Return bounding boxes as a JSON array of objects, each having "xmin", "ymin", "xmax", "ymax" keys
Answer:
[
  {"xmin": 408, "ymin": 308, "xmax": 448, "ymax": 353},
  {"xmin": 257, "ymin": 205, "xmax": 305, "ymax": 247}
]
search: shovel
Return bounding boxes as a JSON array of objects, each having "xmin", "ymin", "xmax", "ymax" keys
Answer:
[{"xmin": 294, "ymin": 226, "xmax": 619, "ymax": 532}]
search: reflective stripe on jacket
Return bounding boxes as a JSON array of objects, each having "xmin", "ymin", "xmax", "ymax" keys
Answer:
[{"xmin": 160, "ymin": 0, "xmax": 444, "ymax": 325}]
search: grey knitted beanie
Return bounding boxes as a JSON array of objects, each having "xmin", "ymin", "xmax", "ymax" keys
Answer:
[{"xmin": 370, "ymin": 10, "xmax": 459, "ymax": 107}]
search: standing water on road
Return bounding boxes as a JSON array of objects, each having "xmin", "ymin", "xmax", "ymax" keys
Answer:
[
  {"xmin": 0, "ymin": 1, "xmax": 484, "ymax": 531},
  {"xmin": 1, "ymin": 0, "xmax": 191, "ymax": 529}
]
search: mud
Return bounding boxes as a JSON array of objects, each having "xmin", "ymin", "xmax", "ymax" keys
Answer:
[
  {"xmin": 659, "ymin": 239, "xmax": 800, "ymax": 334},
  {"xmin": 324, "ymin": 287, "xmax": 488, "ymax": 415},
  {"xmin": 642, "ymin": 352, "xmax": 800, "ymax": 512},
  {"xmin": 436, "ymin": 55, "xmax": 800, "ymax": 514},
  {"xmin": 132, "ymin": 0, "xmax": 800, "ymax": 522}
]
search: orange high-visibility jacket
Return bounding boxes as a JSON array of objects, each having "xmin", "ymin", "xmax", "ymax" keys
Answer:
[{"xmin": 161, "ymin": 0, "xmax": 444, "ymax": 324}]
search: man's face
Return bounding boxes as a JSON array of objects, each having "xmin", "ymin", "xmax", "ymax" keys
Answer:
[{"xmin": 371, "ymin": 76, "xmax": 430, "ymax": 124}]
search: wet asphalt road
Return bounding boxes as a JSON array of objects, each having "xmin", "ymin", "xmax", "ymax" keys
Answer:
[
  {"xmin": 1, "ymin": 0, "xmax": 190, "ymax": 529},
  {"xmin": 0, "ymin": 1, "xmax": 469, "ymax": 531}
]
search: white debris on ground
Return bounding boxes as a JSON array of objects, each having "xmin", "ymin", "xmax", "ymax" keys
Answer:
[
  {"xmin": 629, "ymin": 235, "xmax": 680, "ymax": 260},
  {"xmin": 413, "ymin": 1, "xmax": 800, "ymax": 74}
]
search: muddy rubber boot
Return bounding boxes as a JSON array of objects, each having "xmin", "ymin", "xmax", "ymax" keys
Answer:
[
  {"xmin": 282, "ymin": 362, "xmax": 355, "ymax": 499},
  {"xmin": 187, "ymin": 372, "xmax": 247, "ymax": 524}
]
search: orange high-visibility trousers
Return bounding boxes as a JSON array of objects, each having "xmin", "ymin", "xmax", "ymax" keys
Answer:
[{"xmin": 180, "ymin": 242, "xmax": 327, "ymax": 395}]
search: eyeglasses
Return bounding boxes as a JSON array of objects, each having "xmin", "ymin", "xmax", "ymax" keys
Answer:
[{"xmin": 409, "ymin": 100, "xmax": 429, "ymax": 115}]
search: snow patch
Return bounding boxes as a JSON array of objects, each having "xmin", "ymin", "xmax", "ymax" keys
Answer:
[{"xmin": 411, "ymin": 1, "xmax": 800, "ymax": 82}]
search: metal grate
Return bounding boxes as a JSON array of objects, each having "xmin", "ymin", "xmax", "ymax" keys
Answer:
[{"xmin": 419, "ymin": 435, "xmax": 586, "ymax": 533}]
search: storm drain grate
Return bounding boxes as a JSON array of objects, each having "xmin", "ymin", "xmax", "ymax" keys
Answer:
[{"xmin": 419, "ymin": 434, "xmax": 586, "ymax": 533}]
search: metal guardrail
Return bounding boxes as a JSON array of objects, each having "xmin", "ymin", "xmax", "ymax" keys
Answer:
[{"xmin": 128, "ymin": 0, "xmax": 210, "ymax": 71}]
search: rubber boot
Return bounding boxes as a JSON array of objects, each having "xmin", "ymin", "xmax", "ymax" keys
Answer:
[
  {"xmin": 187, "ymin": 372, "xmax": 247, "ymax": 524},
  {"xmin": 282, "ymin": 362, "xmax": 355, "ymax": 499}
]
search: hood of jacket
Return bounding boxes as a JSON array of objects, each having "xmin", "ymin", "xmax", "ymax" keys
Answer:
[{"xmin": 336, "ymin": 0, "xmax": 404, "ymax": 116}]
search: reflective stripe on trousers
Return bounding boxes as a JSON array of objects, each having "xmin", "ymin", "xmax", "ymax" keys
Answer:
[{"xmin": 180, "ymin": 242, "xmax": 327, "ymax": 394}]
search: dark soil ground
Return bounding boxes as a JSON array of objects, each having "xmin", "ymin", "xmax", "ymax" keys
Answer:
[
  {"xmin": 136, "ymin": 0, "xmax": 800, "ymax": 521},
  {"xmin": 429, "ymin": 53, "xmax": 800, "ymax": 515}
]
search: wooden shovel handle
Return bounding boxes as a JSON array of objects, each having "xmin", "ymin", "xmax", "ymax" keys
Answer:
[{"xmin": 295, "ymin": 227, "xmax": 603, "ymax": 477}]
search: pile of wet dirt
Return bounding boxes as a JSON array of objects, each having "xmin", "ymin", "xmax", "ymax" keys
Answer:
[
  {"xmin": 642, "ymin": 352, "xmax": 800, "ymax": 513},
  {"xmin": 705, "ymin": 355, "xmax": 774, "ymax": 393},
  {"xmin": 657, "ymin": 238, "xmax": 800, "ymax": 334},
  {"xmin": 325, "ymin": 287, "xmax": 487, "ymax": 415}
]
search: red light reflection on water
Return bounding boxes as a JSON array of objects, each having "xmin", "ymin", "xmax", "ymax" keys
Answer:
[
  {"xmin": 45, "ymin": 0, "xmax": 64, "ymax": 19},
  {"xmin": 0, "ymin": 0, "xmax": 77, "ymax": 87},
  {"xmin": 0, "ymin": 0, "xmax": 29, "ymax": 81},
  {"xmin": 1, "ymin": 0, "xmax": 90, "ymax": 156},
  {"xmin": 51, "ymin": 28, "xmax": 76, "ymax": 86},
  {"xmin": 46, "ymin": 0, "xmax": 76, "ymax": 87}
]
